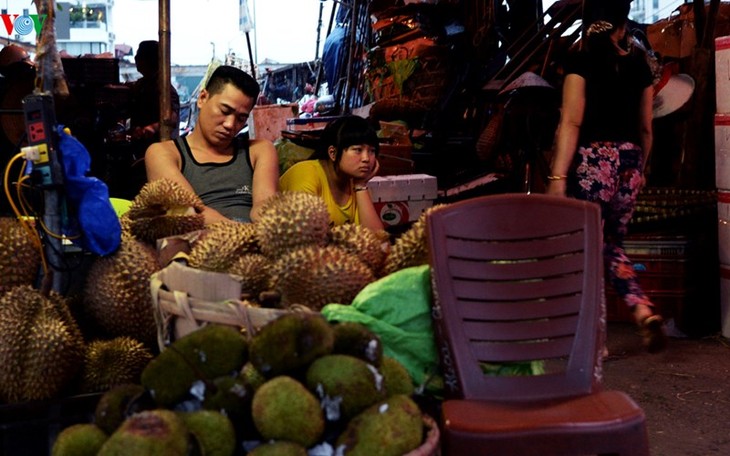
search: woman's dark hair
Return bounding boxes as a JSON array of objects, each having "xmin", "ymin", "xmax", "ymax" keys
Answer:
[
  {"xmin": 205, "ymin": 65, "xmax": 260, "ymax": 101},
  {"xmin": 311, "ymin": 115, "xmax": 379, "ymax": 162},
  {"xmin": 584, "ymin": 1, "xmax": 632, "ymax": 55}
]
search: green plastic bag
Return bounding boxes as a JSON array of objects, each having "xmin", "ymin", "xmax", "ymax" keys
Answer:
[{"xmin": 321, "ymin": 265, "xmax": 438, "ymax": 388}]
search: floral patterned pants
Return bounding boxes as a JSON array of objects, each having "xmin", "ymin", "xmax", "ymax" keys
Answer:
[{"xmin": 568, "ymin": 141, "xmax": 653, "ymax": 310}]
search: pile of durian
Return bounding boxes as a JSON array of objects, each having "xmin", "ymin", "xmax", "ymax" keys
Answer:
[{"xmin": 51, "ymin": 314, "xmax": 436, "ymax": 456}]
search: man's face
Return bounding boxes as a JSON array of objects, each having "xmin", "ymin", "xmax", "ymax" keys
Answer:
[{"xmin": 197, "ymin": 83, "xmax": 255, "ymax": 147}]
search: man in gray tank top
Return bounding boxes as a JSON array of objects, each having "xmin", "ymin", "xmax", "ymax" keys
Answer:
[{"xmin": 145, "ymin": 66, "xmax": 279, "ymax": 224}]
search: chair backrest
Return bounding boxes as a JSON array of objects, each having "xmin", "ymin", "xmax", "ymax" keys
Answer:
[{"xmin": 427, "ymin": 193, "xmax": 604, "ymax": 402}]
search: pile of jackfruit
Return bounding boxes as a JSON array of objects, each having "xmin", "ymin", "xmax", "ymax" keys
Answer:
[{"xmin": 51, "ymin": 314, "xmax": 434, "ymax": 456}]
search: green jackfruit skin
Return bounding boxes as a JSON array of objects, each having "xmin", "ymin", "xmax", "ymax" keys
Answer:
[
  {"xmin": 52, "ymin": 423, "xmax": 108, "ymax": 456},
  {"xmin": 202, "ymin": 375, "xmax": 252, "ymax": 422},
  {"xmin": 248, "ymin": 313, "xmax": 334, "ymax": 378},
  {"xmin": 380, "ymin": 355, "xmax": 415, "ymax": 397},
  {"xmin": 335, "ymin": 395, "xmax": 424, "ymax": 456},
  {"xmin": 332, "ymin": 322, "xmax": 383, "ymax": 366},
  {"xmin": 97, "ymin": 409, "xmax": 189, "ymax": 456},
  {"xmin": 251, "ymin": 376, "xmax": 324, "ymax": 448},
  {"xmin": 94, "ymin": 383, "xmax": 149, "ymax": 435},
  {"xmin": 141, "ymin": 325, "xmax": 248, "ymax": 407},
  {"xmin": 178, "ymin": 410, "xmax": 236, "ymax": 456},
  {"xmin": 248, "ymin": 441, "xmax": 308, "ymax": 456},
  {"xmin": 240, "ymin": 362, "xmax": 267, "ymax": 392},
  {"xmin": 305, "ymin": 354, "xmax": 386, "ymax": 422}
]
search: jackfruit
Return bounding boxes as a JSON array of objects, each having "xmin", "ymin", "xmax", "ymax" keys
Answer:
[
  {"xmin": 270, "ymin": 245, "xmax": 375, "ymax": 310},
  {"xmin": 0, "ymin": 217, "xmax": 40, "ymax": 293},
  {"xmin": 141, "ymin": 324, "xmax": 248, "ymax": 407},
  {"xmin": 380, "ymin": 355, "xmax": 414, "ymax": 397},
  {"xmin": 382, "ymin": 204, "xmax": 447, "ymax": 276},
  {"xmin": 335, "ymin": 395, "xmax": 423, "ymax": 456},
  {"xmin": 188, "ymin": 221, "xmax": 260, "ymax": 271},
  {"xmin": 97, "ymin": 409, "xmax": 189, "ymax": 456},
  {"xmin": 126, "ymin": 178, "xmax": 205, "ymax": 244},
  {"xmin": 332, "ymin": 321, "xmax": 383, "ymax": 366},
  {"xmin": 202, "ymin": 374, "xmax": 252, "ymax": 422},
  {"xmin": 83, "ymin": 237, "xmax": 161, "ymax": 348},
  {"xmin": 240, "ymin": 362, "xmax": 267, "ymax": 392},
  {"xmin": 306, "ymin": 354, "xmax": 386, "ymax": 422},
  {"xmin": 95, "ymin": 383, "xmax": 149, "ymax": 435},
  {"xmin": 52, "ymin": 423, "xmax": 108, "ymax": 456},
  {"xmin": 248, "ymin": 441, "xmax": 308, "ymax": 456},
  {"xmin": 255, "ymin": 192, "xmax": 330, "ymax": 259},
  {"xmin": 0, "ymin": 286, "xmax": 84, "ymax": 403},
  {"xmin": 329, "ymin": 224, "xmax": 389, "ymax": 276},
  {"xmin": 227, "ymin": 253, "xmax": 273, "ymax": 298},
  {"xmin": 179, "ymin": 410, "xmax": 236, "ymax": 456},
  {"xmin": 251, "ymin": 376, "xmax": 324, "ymax": 448},
  {"xmin": 248, "ymin": 313, "xmax": 334, "ymax": 377},
  {"xmin": 80, "ymin": 337, "xmax": 153, "ymax": 393}
]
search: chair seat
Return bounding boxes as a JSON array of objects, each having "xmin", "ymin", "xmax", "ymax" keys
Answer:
[{"xmin": 443, "ymin": 389, "xmax": 644, "ymax": 434}]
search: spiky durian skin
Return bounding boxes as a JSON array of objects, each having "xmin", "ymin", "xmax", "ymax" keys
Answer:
[
  {"xmin": 81, "ymin": 337, "xmax": 154, "ymax": 393},
  {"xmin": 127, "ymin": 178, "xmax": 205, "ymax": 244},
  {"xmin": 0, "ymin": 286, "xmax": 84, "ymax": 403},
  {"xmin": 382, "ymin": 204, "xmax": 447, "ymax": 276},
  {"xmin": 83, "ymin": 237, "xmax": 161, "ymax": 348},
  {"xmin": 255, "ymin": 191, "xmax": 330, "ymax": 259},
  {"xmin": 329, "ymin": 224, "xmax": 389, "ymax": 276},
  {"xmin": 227, "ymin": 253, "xmax": 272, "ymax": 297},
  {"xmin": 270, "ymin": 245, "xmax": 375, "ymax": 310},
  {"xmin": 189, "ymin": 222, "xmax": 260, "ymax": 271},
  {"xmin": 0, "ymin": 218, "xmax": 41, "ymax": 293}
]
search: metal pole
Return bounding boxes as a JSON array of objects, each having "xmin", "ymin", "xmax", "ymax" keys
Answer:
[
  {"xmin": 342, "ymin": 0, "xmax": 358, "ymax": 114},
  {"xmin": 159, "ymin": 0, "xmax": 174, "ymax": 140}
]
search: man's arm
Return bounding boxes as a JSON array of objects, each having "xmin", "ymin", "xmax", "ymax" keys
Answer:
[
  {"xmin": 144, "ymin": 141, "xmax": 229, "ymax": 224},
  {"xmin": 248, "ymin": 139, "xmax": 279, "ymax": 221}
]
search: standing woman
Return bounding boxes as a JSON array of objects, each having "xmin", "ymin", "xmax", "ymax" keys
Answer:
[
  {"xmin": 280, "ymin": 116, "xmax": 384, "ymax": 230},
  {"xmin": 546, "ymin": 1, "xmax": 667, "ymax": 352}
]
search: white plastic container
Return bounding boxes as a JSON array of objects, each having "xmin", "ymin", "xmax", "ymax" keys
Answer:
[
  {"xmin": 719, "ymin": 191, "xmax": 730, "ymax": 264},
  {"xmin": 714, "ymin": 114, "xmax": 730, "ymax": 190},
  {"xmin": 716, "ymin": 36, "xmax": 730, "ymax": 113}
]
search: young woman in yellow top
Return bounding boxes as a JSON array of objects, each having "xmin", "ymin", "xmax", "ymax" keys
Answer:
[{"xmin": 280, "ymin": 116, "xmax": 384, "ymax": 230}]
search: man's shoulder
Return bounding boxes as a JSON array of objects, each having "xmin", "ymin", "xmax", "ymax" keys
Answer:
[{"xmin": 145, "ymin": 138, "xmax": 180, "ymax": 157}]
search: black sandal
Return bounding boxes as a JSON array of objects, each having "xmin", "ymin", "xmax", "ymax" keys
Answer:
[{"xmin": 639, "ymin": 314, "xmax": 668, "ymax": 353}]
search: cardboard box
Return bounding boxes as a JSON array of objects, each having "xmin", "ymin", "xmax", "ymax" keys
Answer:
[
  {"xmin": 285, "ymin": 116, "xmax": 338, "ymax": 131},
  {"xmin": 716, "ymin": 36, "xmax": 730, "ymax": 113},
  {"xmin": 250, "ymin": 104, "xmax": 298, "ymax": 141},
  {"xmin": 368, "ymin": 174, "xmax": 437, "ymax": 225}
]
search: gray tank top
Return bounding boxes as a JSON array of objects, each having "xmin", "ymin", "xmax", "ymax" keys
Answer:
[{"xmin": 175, "ymin": 134, "xmax": 254, "ymax": 222}]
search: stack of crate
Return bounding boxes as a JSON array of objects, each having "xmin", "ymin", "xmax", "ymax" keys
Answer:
[{"xmin": 715, "ymin": 36, "xmax": 730, "ymax": 338}]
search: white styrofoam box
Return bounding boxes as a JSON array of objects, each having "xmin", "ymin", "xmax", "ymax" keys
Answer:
[
  {"xmin": 717, "ymin": 36, "xmax": 730, "ymax": 113},
  {"xmin": 374, "ymin": 200, "xmax": 433, "ymax": 226},
  {"xmin": 721, "ymin": 264, "xmax": 730, "ymax": 338},
  {"xmin": 719, "ymin": 191, "xmax": 730, "ymax": 264},
  {"xmin": 715, "ymin": 114, "xmax": 730, "ymax": 190},
  {"xmin": 368, "ymin": 174, "xmax": 438, "ymax": 203}
]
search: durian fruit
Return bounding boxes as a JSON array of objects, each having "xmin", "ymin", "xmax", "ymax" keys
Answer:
[
  {"xmin": 251, "ymin": 376, "xmax": 325, "ymax": 448},
  {"xmin": 188, "ymin": 221, "xmax": 260, "ymax": 271},
  {"xmin": 270, "ymin": 245, "xmax": 375, "ymax": 310},
  {"xmin": 80, "ymin": 337, "xmax": 153, "ymax": 393},
  {"xmin": 227, "ymin": 253, "xmax": 273, "ymax": 298},
  {"xmin": 141, "ymin": 324, "xmax": 248, "ymax": 407},
  {"xmin": 97, "ymin": 409, "xmax": 189, "ymax": 456},
  {"xmin": 83, "ymin": 236, "xmax": 160, "ymax": 348},
  {"xmin": 0, "ymin": 285, "xmax": 84, "ymax": 403},
  {"xmin": 52, "ymin": 423, "xmax": 108, "ymax": 456},
  {"xmin": 95, "ymin": 383, "xmax": 149, "ymax": 435},
  {"xmin": 335, "ymin": 394, "xmax": 424, "ymax": 456},
  {"xmin": 178, "ymin": 410, "xmax": 236, "ymax": 456},
  {"xmin": 332, "ymin": 321, "xmax": 383, "ymax": 366},
  {"xmin": 0, "ymin": 218, "xmax": 40, "ymax": 293},
  {"xmin": 306, "ymin": 354, "xmax": 386, "ymax": 422},
  {"xmin": 255, "ymin": 191, "xmax": 330, "ymax": 259},
  {"xmin": 328, "ymin": 224, "xmax": 389, "ymax": 276},
  {"xmin": 126, "ymin": 178, "xmax": 205, "ymax": 244},
  {"xmin": 248, "ymin": 313, "xmax": 334, "ymax": 378},
  {"xmin": 380, "ymin": 355, "xmax": 415, "ymax": 397},
  {"xmin": 382, "ymin": 204, "xmax": 447, "ymax": 276},
  {"xmin": 248, "ymin": 441, "xmax": 308, "ymax": 456}
]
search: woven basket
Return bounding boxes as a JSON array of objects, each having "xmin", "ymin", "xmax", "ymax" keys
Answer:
[{"xmin": 151, "ymin": 261, "xmax": 298, "ymax": 350}]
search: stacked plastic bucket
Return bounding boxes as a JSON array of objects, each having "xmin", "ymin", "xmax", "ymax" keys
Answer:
[{"xmin": 715, "ymin": 36, "xmax": 730, "ymax": 338}]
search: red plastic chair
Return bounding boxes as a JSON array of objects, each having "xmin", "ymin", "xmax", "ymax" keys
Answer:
[{"xmin": 427, "ymin": 193, "xmax": 649, "ymax": 456}]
